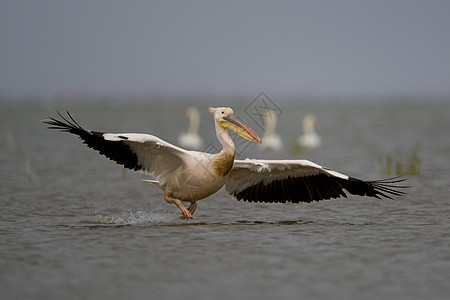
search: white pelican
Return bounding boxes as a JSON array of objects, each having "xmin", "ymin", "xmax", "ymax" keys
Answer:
[
  {"xmin": 178, "ymin": 106, "xmax": 204, "ymax": 150},
  {"xmin": 260, "ymin": 109, "xmax": 283, "ymax": 151},
  {"xmin": 298, "ymin": 113, "xmax": 321, "ymax": 149},
  {"xmin": 43, "ymin": 107, "xmax": 406, "ymax": 219}
]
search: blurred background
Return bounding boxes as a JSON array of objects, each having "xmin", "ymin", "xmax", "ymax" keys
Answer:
[
  {"xmin": 1, "ymin": 0, "xmax": 449, "ymax": 102},
  {"xmin": 1, "ymin": 1, "xmax": 449, "ymax": 300}
]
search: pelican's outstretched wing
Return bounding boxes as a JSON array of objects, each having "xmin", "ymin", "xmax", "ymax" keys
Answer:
[
  {"xmin": 43, "ymin": 112, "xmax": 190, "ymax": 183},
  {"xmin": 225, "ymin": 159, "xmax": 406, "ymax": 203}
]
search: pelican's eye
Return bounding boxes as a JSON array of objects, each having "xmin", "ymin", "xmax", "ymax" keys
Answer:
[{"xmin": 221, "ymin": 111, "xmax": 225, "ymax": 115}]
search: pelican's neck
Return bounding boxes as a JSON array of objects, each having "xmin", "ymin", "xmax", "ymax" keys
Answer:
[
  {"xmin": 187, "ymin": 111, "xmax": 200, "ymax": 134},
  {"xmin": 212, "ymin": 122, "xmax": 235, "ymax": 177},
  {"xmin": 214, "ymin": 121, "xmax": 235, "ymax": 154}
]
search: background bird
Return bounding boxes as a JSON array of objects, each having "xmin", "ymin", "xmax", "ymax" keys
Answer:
[
  {"xmin": 297, "ymin": 113, "xmax": 321, "ymax": 149},
  {"xmin": 178, "ymin": 106, "xmax": 204, "ymax": 150},
  {"xmin": 260, "ymin": 109, "xmax": 284, "ymax": 152}
]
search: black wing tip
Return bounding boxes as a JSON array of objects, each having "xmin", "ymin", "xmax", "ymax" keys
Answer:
[
  {"xmin": 42, "ymin": 111, "xmax": 88, "ymax": 133},
  {"xmin": 346, "ymin": 176, "xmax": 409, "ymax": 200},
  {"xmin": 43, "ymin": 111, "xmax": 142, "ymax": 171}
]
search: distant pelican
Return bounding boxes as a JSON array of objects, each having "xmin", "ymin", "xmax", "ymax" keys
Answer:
[
  {"xmin": 298, "ymin": 114, "xmax": 321, "ymax": 149},
  {"xmin": 261, "ymin": 109, "xmax": 283, "ymax": 151},
  {"xmin": 178, "ymin": 106, "xmax": 204, "ymax": 150},
  {"xmin": 43, "ymin": 107, "xmax": 406, "ymax": 219}
]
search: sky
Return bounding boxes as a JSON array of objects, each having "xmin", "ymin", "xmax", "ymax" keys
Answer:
[{"xmin": 1, "ymin": 0, "xmax": 450, "ymax": 101}]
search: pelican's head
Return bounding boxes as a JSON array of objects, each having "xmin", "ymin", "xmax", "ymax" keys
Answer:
[{"xmin": 209, "ymin": 107, "xmax": 262, "ymax": 143}]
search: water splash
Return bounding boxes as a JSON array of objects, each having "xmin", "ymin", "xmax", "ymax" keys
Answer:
[{"xmin": 90, "ymin": 208, "xmax": 175, "ymax": 226}]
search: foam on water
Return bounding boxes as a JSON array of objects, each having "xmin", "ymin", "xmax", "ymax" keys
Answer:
[{"xmin": 89, "ymin": 208, "xmax": 176, "ymax": 225}]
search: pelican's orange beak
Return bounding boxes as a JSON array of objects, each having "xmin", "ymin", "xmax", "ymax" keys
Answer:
[{"xmin": 220, "ymin": 115, "xmax": 262, "ymax": 144}]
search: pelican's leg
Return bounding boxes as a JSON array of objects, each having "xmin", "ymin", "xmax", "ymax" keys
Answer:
[
  {"xmin": 179, "ymin": 202, "xmax": 197, "ymax": 220},
  {"xmin": 164, "ymin": 195, "xmax": 193, "ymax": 219},
  {"xmin": 187, "ymin": 202, "xmax": 197, "ymax": 215}
]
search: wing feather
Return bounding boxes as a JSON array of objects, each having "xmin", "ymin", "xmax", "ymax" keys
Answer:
[
  {"xmin": 226, "ymin": 159, "xmax": 406, "ymax": 203},
  {"xmin": 43, "ymin": 111, "xmax": 190, "ymax": 184}
]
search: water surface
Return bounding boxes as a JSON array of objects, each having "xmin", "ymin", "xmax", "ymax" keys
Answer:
[{"xmin": 1, "ymin": 100, "xmax": 449, "ymax": 299}]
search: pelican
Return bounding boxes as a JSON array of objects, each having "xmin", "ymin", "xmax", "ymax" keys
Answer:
[
  {"xmin": 43, "ymin": 107, "xmax": 406, "ymax": 219},
  {"xmin": 298, "ymin": 113, "xmax": 321, "ymax": 149},
  {"xmin": 178, "ymin": 106, "xmax": 204, "ymax": 150},
  {"xmin": 260, "ymin": 109, "xmax": 283, "ymax": 151}
]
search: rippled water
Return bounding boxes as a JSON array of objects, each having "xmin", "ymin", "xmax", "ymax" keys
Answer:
[{"xmin": 1, "ymin": 99, "xmax": 449, "ymax": 299}]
